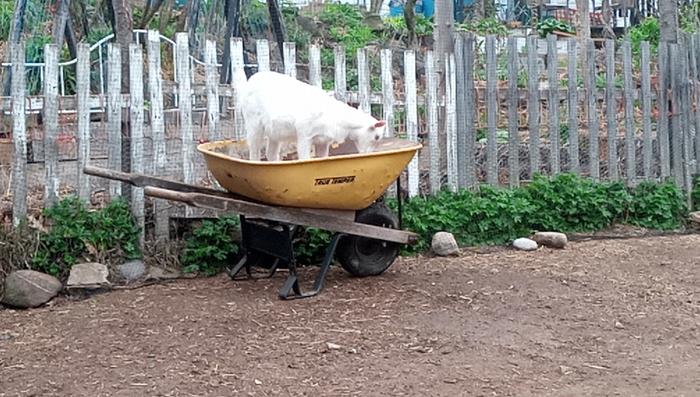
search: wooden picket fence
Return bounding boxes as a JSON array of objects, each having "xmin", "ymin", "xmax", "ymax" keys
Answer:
[{"xmin": 3, "ymin": 30, "xmax": 699, "ymax": 242}]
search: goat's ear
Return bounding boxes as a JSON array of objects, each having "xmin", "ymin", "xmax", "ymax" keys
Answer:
[{"xmin": 373, "ymin": 120, "xmax": 386, "ymax": 129}]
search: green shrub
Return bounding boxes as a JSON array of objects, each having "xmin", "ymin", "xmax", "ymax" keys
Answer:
[
  {"xmin": 535, "ymin": 17, "xmax": 575, "ymax": 38},
  {"xmin": 625, "ymin": 17, "xmax": 659, "ymax": 56},
  {"xmin": 294, "ymin": 227, "xmax": 333, "ymax": 265},
  {"xmin": 32, "ymin": 197, "xmax": 141, "ymax": 279},
  {"xmin": 521, "ymin": 173, "xmax": 630, "ymax": 232},
  {"xmin": 627, "ymin": 180, "xmax": 687, "ymax": 230},
  {"xmin": 180, "ymin": 216, "xmax": 240, "ymax": 276}
]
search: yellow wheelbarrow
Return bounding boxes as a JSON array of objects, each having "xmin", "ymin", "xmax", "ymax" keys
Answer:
[{"xmin": 84, "ymin": 137, "xmax": 422, "ymax": 300}]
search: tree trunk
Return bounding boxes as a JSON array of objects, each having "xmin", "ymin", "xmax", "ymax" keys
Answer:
[
  {"xmin": 139, "ymin": 0, "xmax": 164, "ymax": 29},
  {"xmin": 64, "ymin": 16, "xmax": 78, "ymax": 60},
  {"xmin": 3, "ymin": 0, "xmax": 28, "ymax": 96},
  {"xmin": 52, "ymin": 0, "xmax": 71, "ymax": 57},
  {"xmin": 434, "ymin": 0, "xmax": 454, "ymax": 75},
  {"xmin": 220, "ymin": 0, "xmax": 242, "ymax": 84},
  {"xmin": 405, "ymin": 0, "xmax": 417, "ymax": 47},
  {"xmin": 186, "ymin": 0, "xmax": 201, "ymax": 54},
  {"xmin": 267, "ymin": 0, "xmax": 287, "ymax": 64},
  {"xmin": 370, "ymin": 0, "xmax": 383, "ymax": 14},
  {"xmin": 659, "ymin": 0, "xmax": 678, "ymax": 43},
  {"xmin": 160, "ymin": 0, "xmax": 174, "ymax": 32},
  {"xmin": 108, "ymin": 0, "xmax": 133, "ymax": 195}
]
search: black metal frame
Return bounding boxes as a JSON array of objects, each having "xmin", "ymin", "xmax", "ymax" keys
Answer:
[{"xmin": 227, "ymin": 215, "xmax": 345, "ymax": 300}]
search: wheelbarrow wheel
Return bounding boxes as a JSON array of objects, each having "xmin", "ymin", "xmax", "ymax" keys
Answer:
[{"xmin": 336, "ymin": 202, "xmax": 400, "ymax": 277}]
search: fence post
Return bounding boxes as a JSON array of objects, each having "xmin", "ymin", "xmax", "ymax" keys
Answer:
[
  {"xmin": 309, "ymin": 44, "xmax": 322, "ymax": 88},
  {"xmin": 605, "ymin": 39, "xmax": 618, "ymax": 180},
  {"xmin": 454, "ymin": 33, "xmax": 467, "ymax": 189},
  {"xmin": 585, "ymin": 39, "xmax": 600, "ymax": 181},
  {"xmin": 11, "ymin": 42, "xmax": 27, "ymax": 226},
  {"xmin": 679, "ymin": 36, "xmax": 693, "ymax": 203},
  {"xmin": 147, "ymin": 30, "xmax": 169, "ymax": 240},
  {"xmin": 426, "ymin": 50, "xmax": 440, "ymax": 194},
  {"xmin": 107, "ymin": 43, "xmax": 122, "ymax": 198},
  {"xmin": 669, "ymin": 43, "xmax": 683, "ymax": 189},
  {"xmin": 692, "ymin": 34, "xmax": 700, "ymax": 175},
  {"xmin": 507, "ymin": 36, "xmax": 519, "ymax": 187},
  {"xmin": 547, "ymin": 34, "xmax": 560, "ymax": 175},
  {"xmin": 657, "ymin": 41, "xmax": 671, "ymax": 179},
  {"xmin": 256, "ymin": 39, "xmax": 270, "ymax": 72},
  {"xmin": 129, "ymin": 44, "xmax": 145, "ymax": 247},
  {"xmin": 404, "ymin": 49, "xmax": 420, "ymax": 197},
  {"xmin": 567, "ymin": 39, "xmax": 579, "ymax": 175},
  {"xmin": 357, "ymin": 47, "xmax": 370, "ymax": 114},
  {"xmin": 464, "ymin": 35, "xmax": 476, "ymax": 188},
  {"xmin": 380, "ymin": 48, "xmax": 395, "ymax": 138},
  {"xmin": 43, "ymin": 44, "xmax": 60, "ymax": 208},
  {"xmin": 76, "ymin": 43, "xmax": 91, "ymax": 202},
  {"xmin": 334, "ymin": 45, "xmax": 346, "ymax": 102},
  {"xmin": 283, "ymin": 42, "xmax": 296, "ymax": 79},
  {"xmin": 485, "ymin": 35, "xmax": 498, "ymax": 185},
  {"xmin": 527, "ymin": 36, "xmax": 541, "ymax": 178},
  {"xmin": 176, "ymin": 33, "xmax": 195, "ymax": 219},
  {"xmin": 205, "ymin": 40, "xmax": 221, "ymax": 141},
  {"xmin": 622, "ymin": 39, "xmax": 636, "ymax": 184},
  {"xmin": 640, "ymin": 41, "xmax": 653, "ymax": 179}
]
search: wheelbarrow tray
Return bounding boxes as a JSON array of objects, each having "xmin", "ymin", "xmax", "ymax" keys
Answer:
[{"xmin": 197, "ymin": 137, "xmax": 422, "ymax": 211}]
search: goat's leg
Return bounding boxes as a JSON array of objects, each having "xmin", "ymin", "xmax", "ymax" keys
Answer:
[
  {"xmin": 296, "ymin": 138, "xmax": 313, "ymax": 161},
  {"xmin": 314, "ymin": 142, "xmax": 331, "ymax": 158},
  {"xmin": 267, "ymin": 140, "xmax": 282, "ymax": 161}
]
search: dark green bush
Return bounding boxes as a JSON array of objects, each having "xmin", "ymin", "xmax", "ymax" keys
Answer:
[
  {"xmin": 627, "ymin": 180, "xmax": 687, "ymax": 230},
  {"xmin": 33, "ymin": 196, "xmax": 141, "ymax": 279},
  {"xmin": 180, "ymin": 216, "xmax": 240, "ymax": 276}
]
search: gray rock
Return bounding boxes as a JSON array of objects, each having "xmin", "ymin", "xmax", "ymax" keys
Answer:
[
  {"xmin": 533, "ymin": 232, "xmax": 568, "ymax": 249},
  {"xmin": 431, "ymin": 232, "xmax": 459, "ymax": 256},
  {"xmin": 66, "ymin": 263, "xmax": 111, "ymax": 289},
  {"xmin": 513, "ymin": 238, "xmax": 538, "ymax": 251},
  {"xmin": 1, "ymin": 270, "xmax": 62, "ymax": 308},
  {"xmin": 146, "ymin": 266, "xmax": 182, "ymax": 280},
  {"xmin": 118, "ymin": 260, "xmax": 145, "ymax": 282}
]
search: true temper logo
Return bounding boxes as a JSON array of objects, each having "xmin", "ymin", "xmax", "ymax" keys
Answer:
[{"xmin": 314, "ymin": 176, "xmax": 356, "ymax": 186}]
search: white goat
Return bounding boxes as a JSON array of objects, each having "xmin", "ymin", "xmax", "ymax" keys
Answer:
[{"xmin": 237, "ymin": 71, "xmax": 386, "ymax": 161}]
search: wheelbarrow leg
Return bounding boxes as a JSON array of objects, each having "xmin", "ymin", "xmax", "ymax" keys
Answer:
[{"xmin": 278, "ymin": 233, "xmax": 344, "ymax": 300}]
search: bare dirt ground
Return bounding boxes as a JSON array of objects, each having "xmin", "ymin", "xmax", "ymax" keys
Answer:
[{"xmin": 1, "ymin": 235, "xmax": 699, "ymax": 397}]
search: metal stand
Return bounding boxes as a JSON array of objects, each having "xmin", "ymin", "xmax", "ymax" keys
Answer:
[{"xmin": 227, "ymin": 215, "xmax": 344, "ymax": 300}]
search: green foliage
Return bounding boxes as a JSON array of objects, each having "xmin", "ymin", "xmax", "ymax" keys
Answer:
[
  {"xmin": 692, "ymin": 175, "xmax": 700, "ymax": 211},
  {"xmin": 382, "ymin": 15, "xmax": 434, "ymax": 41},
  {"xmin": 625, "ymin": 17, "xmax": 659, "ymax": 56},
  {"xmin": 181, "ymin": 216, "xmax": 240, "ymax": 276},
  {"xmin": 627, "ymin": 180, "xmax": 687, "ymax": 230},
  {"xmin": 535, "ymin": 17, "xmax": 575, "ymax": 38},
  {"xmin": 294, "ymin": 227, "xmax": 333, "ymax": 265},
  {"xmin": 32, "ymin": 197, "xmax": 141, "ymax": 279},
  {"xmin": 391, "ymin": 174, "xmax": 686, "ymax": 254},
  {"xmin": 456, "ymin": 17, "xmax": 508, "ymax": 36},
  {"xmin": 0, "ymin": 0, "xmax": 12, "ymax": 41},
  {"xmin": 521, "ymin": 173, "xmax": 630, "ymax": 232}
]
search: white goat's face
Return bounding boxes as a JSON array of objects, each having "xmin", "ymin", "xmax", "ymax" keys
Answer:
[{"xmin": 353, "ymin": 120, "xmax": 386, "ymax": 154}]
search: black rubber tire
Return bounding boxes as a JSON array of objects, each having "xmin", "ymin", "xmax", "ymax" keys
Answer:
[{"xmin": 336, "ymin": 202, "xmax": 400, "ymax": 277}]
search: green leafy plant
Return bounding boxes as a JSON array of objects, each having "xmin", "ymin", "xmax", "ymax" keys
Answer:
[
  {"xmin": 294, "ymin": 227, "xmax": 333, "ymax": 265},
  {"xmin": 627, "ymin": 180, "xmax": 687, "ymax": 230},
  {"xmin": 625, "ymin": 17, "xmax": 659, "ymax": 56},
  {"xmin": 180, "ymin": 216, "xmax": 240, "ymax": 276},
  {"xmin": 457, "ymin": 17, "xmax": 508, "ymax": 36},
  {"xmin": 535, "ymin": 17, "xmax": 575, "ymax": 38},
  {"xmin": 32, "ymin": 197, "xmax": 141, "ymax": 279}
]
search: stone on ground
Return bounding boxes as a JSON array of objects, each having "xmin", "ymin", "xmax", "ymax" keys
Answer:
[
  {"xmin": 431, "ymin": 232, "xmax": 459, "ymax": 256},
  {"xmin": 533, "ymin": 232, "xmax": 568, "ymax": 249},
  {"xmin": 66, "ymin": 263, "xmax": 111, "ymax": 289},
  {"xmin": 513, "ymin": 238, "xmax": 538, "ymax": 251},
  {"xmin": 118, "ymin": 260, "xmax": 145, "ymax": 282},
  {"xmin": 1, "ymin": 270, "xmax": 62, "ymax": 309}
]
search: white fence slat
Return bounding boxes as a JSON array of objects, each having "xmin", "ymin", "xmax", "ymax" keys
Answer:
[
  {"xmin": 507, "ymin": 36, "xmax": 519, "ymax": 186},
  {"xmin": 43, "ymin": 44, "xmax": 60, "ymax": 208},
  {"xmin": 658, "ymin": 42, "xmax": 671, "ymax": 178},
  {"xmin": 357, "ymin": 47, "xmax": 371, "ymax": 114},
  {"xmin": 547, "ymin": 34, "xmax": 560, "ymax": 175},
  {"xmin": 380, "ymin": 48, "xmax": 395, "ymax": 138},
  {"xmin": 622, "ymin": 39, "xmax": 636, "ymax": 183},
  {"xmin": 107, "ymin": 43, "xmax": 122, "ymax": 198},
  {"xmin": 334, "ymin": 45, "xmax": 346, "ymax": 102},
  {"xmin": 76, "ymin": 43, "xmax": 91, "ymax": 202},
  {"xmin": 605, "ymin": 39, "xmax": 618, "ymax": 180},
  {"xmin": 11, "ymin": 42, "xmax": 27, "ymax": 226},
  {"xmin": 527, "ymin": 35, "xmax": 541, "ymax": 177},
  {"xmin": 446, "ymin": 53, "xmax": 458, "ymax": 192},
  {"xmin": 176, "ymin": 33, "xmax": 195, "ymax": 206},
  {"xmin": 567, "ymin": 39, "xmax": 579, "ymax": 174},
  {"xmin": 586, "ymin": 39, "xmax": 600, "ymax": 180},
  {"xmin": 486, "ymin": 35, "xmax": 498, "ymax": 185},
  {"xmin": 464, "ymin": 35, "xmax": 476, "ymax": 188},
  {"xmin": 256, "ymin": 39, "xmax": 270, "ymax": 72},
  {"xmin": 205, "ymin": 40, "xmax": 220, "ymax": 141},
  {"xmin": 230, "ymin": 37, "xmax": 246, "ymax": 140},
  {"xmin": 454, "ymin": 33, "xmax": 467, "ymax": 189},
  {"xmin": 283, "ymin": 42, "xmax": 296, "ymax": 79},
  {"xmin": 404, "ymin": 50, "xmax": 419, "ymax": 197},
  {"xmin": 640, "ymin": 41, "xmax": 653, "ymax": 178},
  {"xmin": 129, "ymin": 44, "xmax": 145, "ymax": 247},
  {"xmin": 147, "ymin": 30, "xmax": 169, "ymax": 239},
  {"xmin": 426, "ymin": 51, "xmax": 440, "ymax": 194},
  {"xmin": 309, "ymin": 44, "xmax": 322, "ymax": 88}
]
